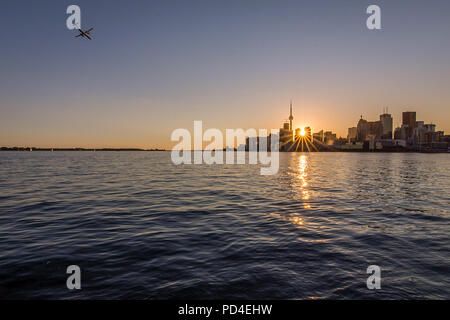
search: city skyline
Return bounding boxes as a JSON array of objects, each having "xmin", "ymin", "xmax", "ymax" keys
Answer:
[
  {"xmin": 3, "ymin": 104, "xmax": 447, "ymax": 152},
  {"xmin": 1, "ymin": 0, "xmax": 450, "ymax": 149}
]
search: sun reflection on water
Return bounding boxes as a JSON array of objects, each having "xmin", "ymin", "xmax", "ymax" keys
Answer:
[
  {"xmin": 290, "ymin": 216, "xmax": 304, "ymax": 226},
  {"xmin": 298, "ymin": 155, "xmax": 311, "ymax": 208}
]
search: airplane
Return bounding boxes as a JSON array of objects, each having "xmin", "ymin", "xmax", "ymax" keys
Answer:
[{"xmin": 75, "ymin": 27, "xmax": 94, "ymax": 40}]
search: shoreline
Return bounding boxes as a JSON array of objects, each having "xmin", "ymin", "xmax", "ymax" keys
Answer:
[
  {"xmin": 1, "ymin": 148, "xmax": 448, "ymax": 153},
  {"xmin": 0, "ymin": 148, "xmax": 166, "ymax": 152}
]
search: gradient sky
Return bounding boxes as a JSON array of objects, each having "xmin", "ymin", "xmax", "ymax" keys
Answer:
[{"xmin": 1, "ymin": 0, "xmax": 449, "ymax": 148}]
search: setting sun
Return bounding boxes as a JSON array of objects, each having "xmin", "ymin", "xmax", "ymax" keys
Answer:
[{"xmin": 300, "ymin": 128, "xmax": 306, "ymax": 136}]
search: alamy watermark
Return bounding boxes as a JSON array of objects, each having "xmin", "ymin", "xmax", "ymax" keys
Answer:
[
  {"xmin": 366, "ymin": 5, "xmax": 381, "ymax": 30},
  {"xmin": 171, "ymin": 121, "xmax": 279, "ymax": 175},
  {"xmin": 65, "ymin": 4, "xmax": 381, "ymax": 31},
  {"xmin": 66, "ymin": 265, "xmax": 81, "ymax": 290},
  {"xmin": 367, "ymin": 265, "xmax": 381, "ymax": 290},
  {"xmin": 66, "ymin": 5, "xmax": 81, "ymax": 30}
]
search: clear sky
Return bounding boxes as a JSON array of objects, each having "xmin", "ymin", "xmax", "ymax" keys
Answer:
[{"xmin": 1, "ymin": 0, "xmax": 449, "ymax": 149}]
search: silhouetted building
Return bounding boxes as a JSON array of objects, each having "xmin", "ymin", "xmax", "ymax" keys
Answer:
[
  {"xmin": 280, "ymin": 125, "xmax": 292, "ymax": 151},
  {"xmin": 245, "ymin": 136, "xmax": 258, "ymax": 151},
  {"xmin": 402, "ymin": 111, "xmax": 416, "ymax": 139},
  {"xmin": 347, "ymin": 127, "xmax": 357, "ymax": 142},
  {"xmin": 245, "ymin": 133, "xmax": 278, "ymax": 152},
  {"xmin": 357, "ymin": 115, "xmax": 383, "ymax": 141},
  {"xmin": 368, "ymin": 121, "xmax": 382, "ymax": 139},
  {"xmin": 313, "ymin": 130, "xmax": 324, "ymax": 142},
  {"xmin": 380, "ymin": 112, "xmax": 393, "ymax": 139},
  {"xmin": 402, "ymin": 111, "xmax": 416, "ymax": 128},
  {"xmin": 323, "ymin": 131, "xmax": 337, "ymax": 144},
  {"xmin": 413, "ymin": 122, "xmax": 440, "ymax": 148},
  {"xmin": 295, "ymin": 128, "xmax": 301, "ymax": 140},
  {"xmin": 357, "ymin": 116, "xmax": 369, "ymax": 141},
  {"xmin": 394, "ymin": 127, "xmax": 401, "ymax": 140},
  {"xmin": 304, "ymin": 127, "xmax": 312, "ymax": 142},
  {"xmin": 280, "ymin": 102, "xmax": 294, "ymax": 151}
]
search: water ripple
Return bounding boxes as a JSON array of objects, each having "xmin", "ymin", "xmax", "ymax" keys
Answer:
[{"xmin": 0, "ymin": 151, "xmax": 449, "ymax": 299}]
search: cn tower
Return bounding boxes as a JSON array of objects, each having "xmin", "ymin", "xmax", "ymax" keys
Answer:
[{"xmin": 289, "ymin": 100, "xmax": 294, "ymax": 131}]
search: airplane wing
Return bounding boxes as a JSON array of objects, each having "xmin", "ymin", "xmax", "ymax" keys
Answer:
[
  {"xmin": 85, "ymin": 28, "xmax": 94, "ymax": 34},
  {"xmin": 75, "ymin": 33, "xmax": 83, "ymax": 38}
]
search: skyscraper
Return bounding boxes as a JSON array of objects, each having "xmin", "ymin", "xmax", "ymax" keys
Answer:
[
  {"xmin": 295, "ymin": 128, "xmax": 301, "ymax": 139},
  {"xmin": 380, "ymin": 112, "xmax": 393, "ymax": 139},
  {"xmin": 402, "ymin": 111, "xmax": 416, "ymax": 127},
  {"xmin": 402, "ymin": 111, "xmax": 416, "ymax": 139}
]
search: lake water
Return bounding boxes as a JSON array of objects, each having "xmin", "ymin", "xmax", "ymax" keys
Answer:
[{"xmin": 0, "ymin": 151, "xmax": 449, "ymax": 299}]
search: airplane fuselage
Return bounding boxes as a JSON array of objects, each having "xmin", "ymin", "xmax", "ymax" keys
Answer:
[{"xmin": 76, "ymin": 27, "xmax": 93, "ymax": 40}]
